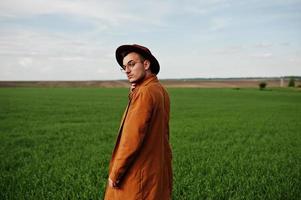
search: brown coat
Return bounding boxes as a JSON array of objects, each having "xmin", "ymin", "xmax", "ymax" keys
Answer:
[{"xmin": 104, "ymin": 75, "xmax": 172, "ymax": 200}]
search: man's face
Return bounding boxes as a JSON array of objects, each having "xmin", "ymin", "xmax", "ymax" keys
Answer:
[{"xmin": 122, "ymin": 52, "xmax": 149, "ymax": 83}]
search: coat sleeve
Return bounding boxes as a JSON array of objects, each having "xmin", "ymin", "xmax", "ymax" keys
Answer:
[{"xmin": 110, "ymin": 89, "xmax": 153, "ymax": 184}]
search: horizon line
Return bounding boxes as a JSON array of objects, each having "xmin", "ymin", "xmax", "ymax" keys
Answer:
[{"xmin": 0, "ymin": 75, "xmax": 301, "ymax": 82}]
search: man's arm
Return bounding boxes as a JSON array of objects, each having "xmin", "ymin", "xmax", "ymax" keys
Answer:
[{"xmin": 109, "ymin": 89, "xmax": 153, "ymax": 186}]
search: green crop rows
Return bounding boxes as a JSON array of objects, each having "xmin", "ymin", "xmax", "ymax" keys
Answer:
[{"xmin": 1, "ymin": 88, "xmax": 300, "ymax": 199}]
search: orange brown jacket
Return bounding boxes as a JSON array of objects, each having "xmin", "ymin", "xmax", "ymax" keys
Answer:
[{"xmin": 104, "ymin": 75, "xmax": 172, "ymax": 200}]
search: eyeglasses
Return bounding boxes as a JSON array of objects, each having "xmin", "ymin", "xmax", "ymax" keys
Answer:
[{"xmin": 120, "ymin": 60, "xmax": 144, "ymax": 73}]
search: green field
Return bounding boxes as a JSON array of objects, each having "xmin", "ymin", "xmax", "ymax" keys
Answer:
[{"xmin": 1, "ymin": 87, "xmax": 300, "ymax": 199}]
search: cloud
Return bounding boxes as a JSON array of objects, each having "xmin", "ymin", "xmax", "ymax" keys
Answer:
[
  {"xmin": 1, "ymin": 0, "xmax": 301, "ymax": 80},
  {"xmin": 0, "ymin": 28, "xmax": 121, "ymax": 80},
  {"xmin": 0, "ymin": 28, "xmax": 109, "ymax": 58},
  {"xmin": 0, "ymin": 1, "xmax": 128, "ymax": 22},
  {"xmin": 0, "ymin": 0, "xmax": 175, "ymax": 30},
  {"xmin": 251, "ymin": 52, "xmax": 273, "ymax": 59},
  {"xmin": 19, "ymin": 57, "xmax": 33, "ymax": 68},
  {"xmin": 180, "ymin": 0, "xmax": 231, "ymax": 15},
  {"xmin": 254, "ymin": 43, "xmax": 273, "ymax": 48},
  {"xmin": 209, "ymin": 17, "xmax": 232, "ymax": 31},
  {"xmin": 211, "ymin": 45, "xmax": 244, "ymax": 55}
]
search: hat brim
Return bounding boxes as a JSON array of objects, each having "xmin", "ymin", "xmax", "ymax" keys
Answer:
[{"xmin": 115, "ymin": 45, "xmax": 160, "ymax": 75}]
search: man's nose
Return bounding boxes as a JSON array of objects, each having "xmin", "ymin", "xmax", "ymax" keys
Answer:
[{"xmin": 125, "ymin": 67, "xmax": 131, "ymax": 73}]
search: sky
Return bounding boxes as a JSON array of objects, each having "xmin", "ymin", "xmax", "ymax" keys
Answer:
[{"xmin": 0, "ymin": 0, "xmax": 300, "ymax": 80}]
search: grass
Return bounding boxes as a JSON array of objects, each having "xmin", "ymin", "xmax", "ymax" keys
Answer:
[{"xmin": 0, "ymin": 87, "xmax": 300, "ymax": 199}]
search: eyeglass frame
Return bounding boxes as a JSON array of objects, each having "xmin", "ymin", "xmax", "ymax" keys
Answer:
[{"xmin": 120, "ymin": 59, "xmax": 145, "ymax": 73}]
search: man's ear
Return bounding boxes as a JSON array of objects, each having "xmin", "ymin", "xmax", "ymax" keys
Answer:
[{"xmin": 144, "ymin": 60, "xmax": 151, "ymax": 71}]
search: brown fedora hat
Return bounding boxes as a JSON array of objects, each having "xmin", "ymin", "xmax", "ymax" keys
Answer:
[{"xmin": 115, "ymin": 44, "xmax": 160, "ymax": 75}]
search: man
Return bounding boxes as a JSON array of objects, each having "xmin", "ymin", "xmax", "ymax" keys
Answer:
[{"xmin": 104, "ymin": 44, "xmax": 172, "ymax": 199}]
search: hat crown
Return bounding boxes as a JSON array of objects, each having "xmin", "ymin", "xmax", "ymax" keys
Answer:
[{"xmin": 132, "ymin": 44, "xmax": 151, "ymax": 54}]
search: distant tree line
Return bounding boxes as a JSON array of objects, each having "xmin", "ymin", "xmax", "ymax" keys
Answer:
[{"xmin": 259, "ymin": 76, "xmax": 300, "ymax": 90}]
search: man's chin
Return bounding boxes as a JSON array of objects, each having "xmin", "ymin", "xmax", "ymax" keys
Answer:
[
  {"xmin": 128, "ymin": 77, "xmax": 140, "ymax": 84},
  {"xmin": 128, "ymin": 76, "xmax": 145, "ymax": 84},
  {"xmin": 128, "ymin": 78, "xmax": 136, "ymax": 83}
]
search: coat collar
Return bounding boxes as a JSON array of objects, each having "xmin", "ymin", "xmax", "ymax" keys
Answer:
[
  {"xmin": 138, "ymin": 74, "xmax": 158, "ymax": 87},
  {"xmin": 129, "ymin": 74, "xmax": 158, "ymax": 99}
]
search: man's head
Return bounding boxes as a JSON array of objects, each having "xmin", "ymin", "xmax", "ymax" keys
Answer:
[
  {"xmin": 115, "ymin": 44, "xmax": 160, "ymax": 83},
  {"xmin": 122, "ymin": 52, "xmax": 151, "ymax": 83}
]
